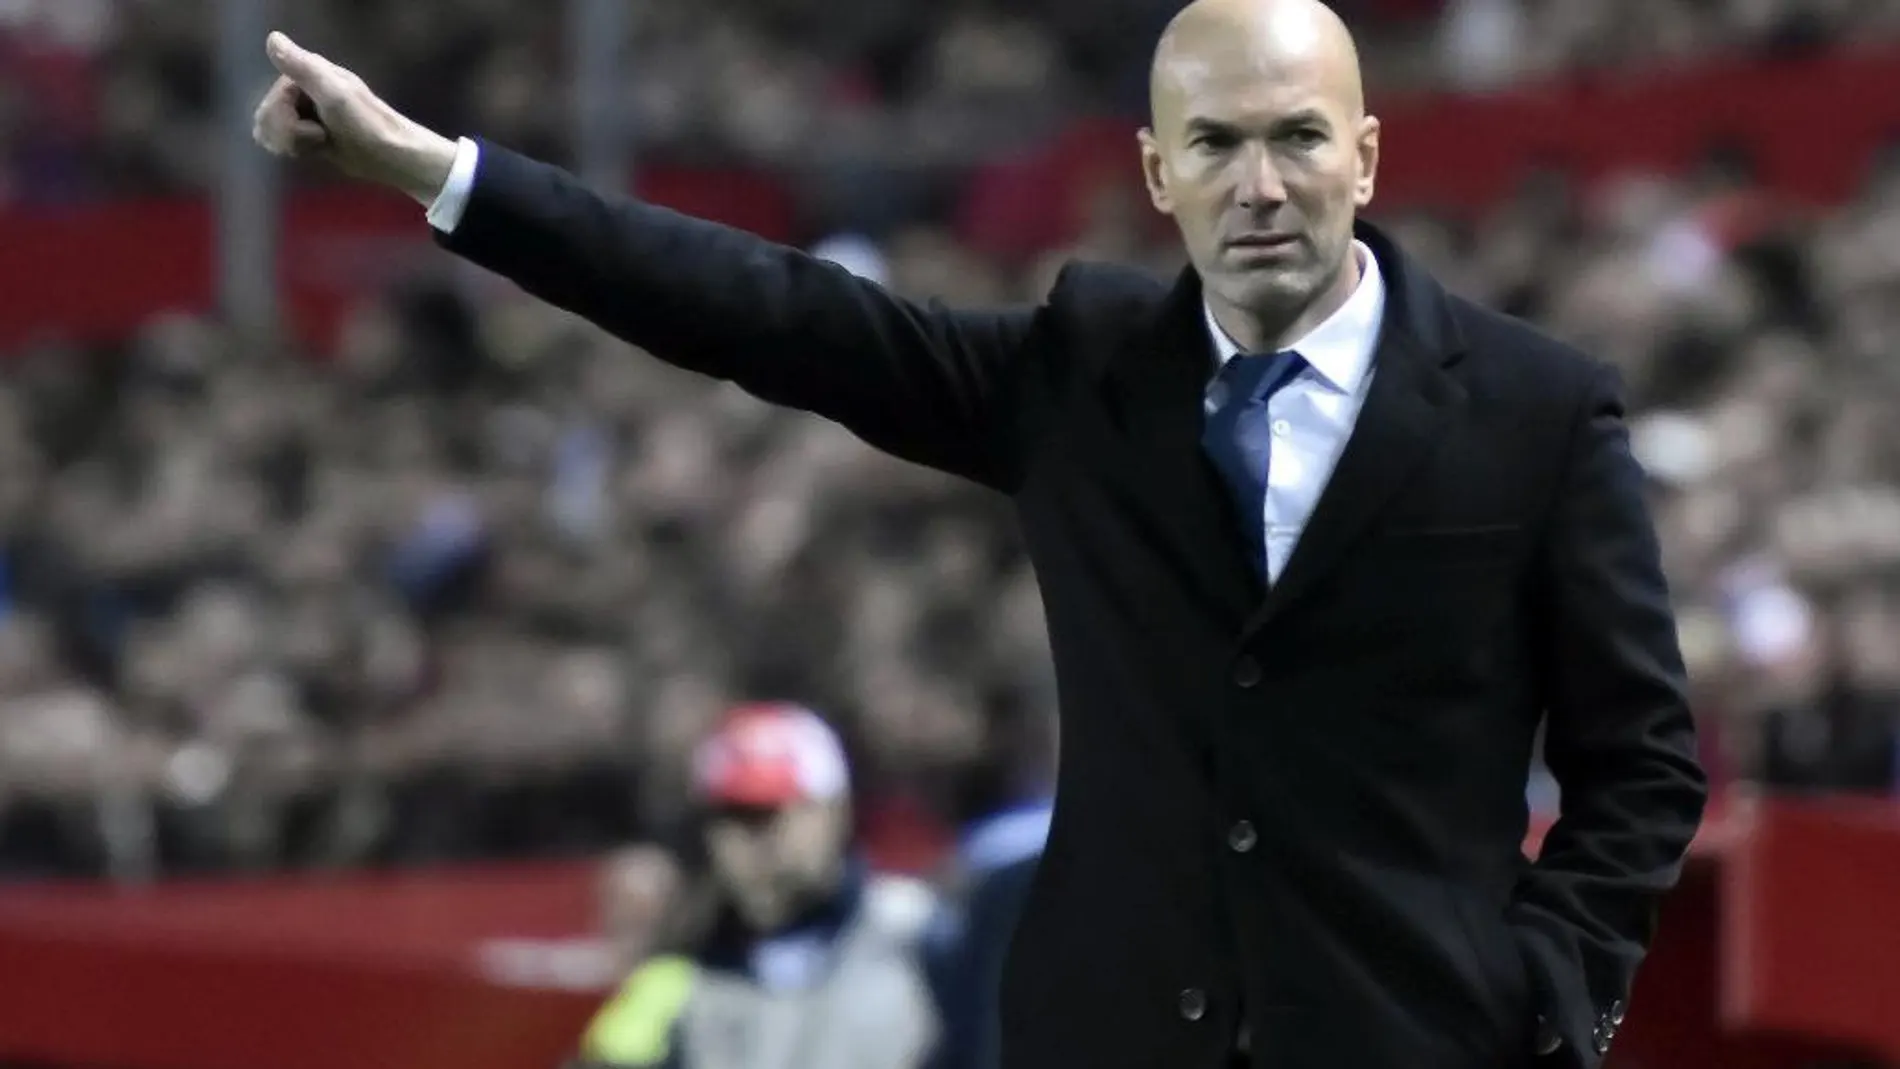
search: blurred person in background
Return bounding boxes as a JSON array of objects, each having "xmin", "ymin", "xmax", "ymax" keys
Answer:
[
  {"xmin": 921, "ymin": 710, "xmax": 1054, "ymax": 1069},
  {"xmin": 254, "ymin": 0, "xmax": 1707, "ymax": 1067},
  {"xmin": 1755, "ymin": 581, "xmax": 1900, "ymax": 794},
  {"xmin": 574, "ymin": 701, "xmax": 941, "ymax": 1069}
]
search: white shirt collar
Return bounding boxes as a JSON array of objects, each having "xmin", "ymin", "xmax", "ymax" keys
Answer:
[{"xmin": 1203, "ymin": 240, "xmax": 1384, "ymax": 394}]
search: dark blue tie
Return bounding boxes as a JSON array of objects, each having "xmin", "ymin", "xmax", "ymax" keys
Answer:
[{"xmin": 1202, "ymin": 350, "xmax": 1305, "ymax": 580}]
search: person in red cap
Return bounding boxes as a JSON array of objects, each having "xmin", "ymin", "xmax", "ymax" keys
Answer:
[{"xmin": 572, "ymin": 703, "xmax": 944, "ymax": 1069}]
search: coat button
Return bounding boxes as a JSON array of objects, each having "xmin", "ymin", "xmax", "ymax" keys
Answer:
[
  {"xmin": 1533, "ymin": 1015, "xmax": 1562, "ymax": 1055},
  {"xmin": 1592, "ymin": 1021, "xmax": 1613, "ymax": 1054},
  {"xmin": 1178, "ymin": 988, "xmax": 1207, "ymax": 1021},
  {"xmin": 1227, "ymin": 821, "xmax": 1258, "ymax": 853},
  {"xmin": 1231, "ymin": 655, "xmax": 1261, "ymax": 688}
]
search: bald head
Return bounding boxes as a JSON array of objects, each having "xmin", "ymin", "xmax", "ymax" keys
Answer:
[
  {"xmin": 1150, "ymin": 0, "xmax": 1364, "ymax": 132},
  {"xmin": 1136, "ymin": 0, "xmax": 1380, "ymax": 353}
]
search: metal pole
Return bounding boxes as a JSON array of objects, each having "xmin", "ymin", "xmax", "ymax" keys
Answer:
[
  {"xmin": 218, "ymin": 0, "xmax": 280, "ymax": 338},
  {"xmin": 571, "ymin": 0, "xmax": 632, "ymax": 191}
]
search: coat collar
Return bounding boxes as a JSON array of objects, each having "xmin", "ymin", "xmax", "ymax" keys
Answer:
[
  {"xmin": 1099, "ymin": 218, "xmax": 1470, "ymax": 634},
  {"xmin": 1202, "ymin": 238, "xmax": 1384, "ymax": 398}
]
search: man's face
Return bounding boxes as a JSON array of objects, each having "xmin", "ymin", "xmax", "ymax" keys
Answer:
[
  {"xmin": 704, "ymin": 798, "xmax": 850, "ymax": 931},
  {"xmin": 1139, "ymin": 24, "xmax": 1378, "ymax": 331}
]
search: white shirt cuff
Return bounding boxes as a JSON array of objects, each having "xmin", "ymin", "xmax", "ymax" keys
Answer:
[{"xmin": 425, "ymin": 137, "xmax": 481, "ymax": 233}]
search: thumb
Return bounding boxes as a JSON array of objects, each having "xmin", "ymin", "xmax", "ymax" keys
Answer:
[{"xmin": 266, "ymin": 32, "xmax": 340, "ymax": 100}]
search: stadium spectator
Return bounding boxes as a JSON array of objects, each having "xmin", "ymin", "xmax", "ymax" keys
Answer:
[{"xmin": 574, "ymin": 702, "xmax": 941, "ymax": 1069}]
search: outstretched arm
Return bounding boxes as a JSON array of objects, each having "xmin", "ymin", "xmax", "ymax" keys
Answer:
[
  {"xmin": 253, "ymin": 33, "xmax": 1054, "ymax": 491},
  {"xmin": 431, "ymin": 138, "xmax": 1044, "ymax": 488}
]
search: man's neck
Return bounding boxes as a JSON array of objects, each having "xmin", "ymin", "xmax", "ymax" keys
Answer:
[{"xmin": 1210, "ymin": 246, "xmax": 1364, "ymax": 354}]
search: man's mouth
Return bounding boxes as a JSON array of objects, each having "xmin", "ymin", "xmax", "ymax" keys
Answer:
[{"xmin": 1226, "ymin": 233, "xmax": 1300, "ymax": 249}]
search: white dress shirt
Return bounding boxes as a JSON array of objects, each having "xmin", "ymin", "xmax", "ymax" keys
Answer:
[
  {"xmin": 425, "ymin": 136, "xmax": 483, "ymax": 233},
  {"xmin": 427, "ymin": 140, "xmax": 1386, "ymax": 589},
  {"xmin": 1203, "ymin": 244, "xmax": 1385, "ymax": 584}
]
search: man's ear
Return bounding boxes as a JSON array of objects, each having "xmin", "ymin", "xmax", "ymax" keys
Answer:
[
  {"xmin": 1138, "ymin": 127, "xmax": 1174, "ymax": 215},
  {"xmin": 1354, "ymin": 115, "xmax": 1380, "ymax": 208}
]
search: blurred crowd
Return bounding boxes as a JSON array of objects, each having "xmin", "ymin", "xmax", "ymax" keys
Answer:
[
  {"xmin": 1, "ymin": 0, "xmax": 1899, "ymax": 883},
  {"xmin": 4, "ymin": 0, "xmax": 1900, "ymax": 203},
  {"xmin": 0, "ymin": 259, "xmax": 1072, "ymax": 879}
]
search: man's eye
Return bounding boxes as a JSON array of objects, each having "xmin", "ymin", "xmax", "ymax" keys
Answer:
[{"xmin": 1288, "ymin": 128, "xmax": 1326, "ymax": 147}]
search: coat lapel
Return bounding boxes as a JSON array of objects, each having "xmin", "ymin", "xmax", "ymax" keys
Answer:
[
  {"xmin": 1239, "ymin": 222, "xmax": 1470, "ymax": 642},
  {"xmin": 1098, "ymin": 270, "xmax": 1268, "ymax": 622},
  {"xmin": 1091, "ymin": 222, "xmax": 1471, "ymax": 641}
]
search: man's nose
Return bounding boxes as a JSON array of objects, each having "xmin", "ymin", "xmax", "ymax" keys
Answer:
[{"xmin": 1235, "ymin": 145, "xmax": 1287, "ymax": 208}]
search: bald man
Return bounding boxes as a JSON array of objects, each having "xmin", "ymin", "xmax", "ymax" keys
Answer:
[{"xmin": 255, "ymin": 2, "xmax": 1705, "ymax": 1066}]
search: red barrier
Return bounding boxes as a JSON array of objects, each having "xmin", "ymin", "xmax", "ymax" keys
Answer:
[
  {"xmin": 1375, "ymin": 44, "xmax": 1900, "ymax": 208},
  {"xmin": 959, "ymin": 45, "xmax": 1900, "ymax": 258},
  {"xmin": 0, "ymin": 862, "xmax": 605, "ymax": 1069},
  {"xmin": 2, "ymin": 794, "xmax": 1898, "ymax": 1069},
  {"xmin": 0, "ymin": 169, "xmax": 797, "ymax": 353},
  {"xmin": 1724, "ymin": 796, "xmax": 1900, "ymax": 1059},
  {"xmin": 4, "ymin": 45, "xmax": 1900, "ymax": 351}
]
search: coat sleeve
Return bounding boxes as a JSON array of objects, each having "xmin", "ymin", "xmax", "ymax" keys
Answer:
[
  {"xmin": 1514, "ymin": 364, "xmax": 1709, "ymax": 1067},
  {"xmin": 433, "ymin": 139, "xmax": 1059, "ymax": 492}
]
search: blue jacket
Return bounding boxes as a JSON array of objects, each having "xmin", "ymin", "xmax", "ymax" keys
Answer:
[{"xmin": 924, "ymin": 799, "xmax": 1051, "ymax": 1069}]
